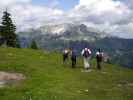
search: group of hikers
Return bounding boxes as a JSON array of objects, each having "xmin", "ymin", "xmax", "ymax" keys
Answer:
[{"xmin": 63, "ymin": 47, "xmax": 103, "ymax": 71}]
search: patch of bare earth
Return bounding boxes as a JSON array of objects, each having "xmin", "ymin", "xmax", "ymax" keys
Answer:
[{"xmin": 0, "ymin": 71, "xmax": 25, "ymax": 87}]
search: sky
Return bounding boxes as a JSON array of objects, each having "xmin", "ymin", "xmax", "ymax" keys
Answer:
[
  {"xmin": 0, "ymin": 0, "xmax": 133, "ymax": 38},
  {"xmin": 32, "ymin": 0, "xmax": 79, "ymax": 11}
]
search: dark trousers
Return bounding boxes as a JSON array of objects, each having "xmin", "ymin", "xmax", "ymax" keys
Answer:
[
  {"xmin": 63, "ymin": 55, "xmax": 68, "ymax": 64},
  {"xmin": 71, "ymin": 57, "xmax": 76, "ymax": 68},
  {"xmin": 97, "ymin": 61, "xmax": 102, "ymax": 70}
]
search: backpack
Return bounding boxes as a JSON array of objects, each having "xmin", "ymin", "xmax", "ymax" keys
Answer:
[{"xmin": 83, "ymin": 50, "xmax": 90, "ymax": 58}]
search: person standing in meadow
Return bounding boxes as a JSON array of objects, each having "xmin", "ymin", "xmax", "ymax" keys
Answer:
[
  {"xmin": 71, "ymin": 49, "xmax": 77, "ymax": 68},
  {"xmin": 63, "ymin": 48, "xmax": 70, "ymax": 64},
  {"xmin": 81, "ymin": 48, "xmax": 92, "ymax": 71},
  {"xmin": 96, "ymin": 49, "xmax": 103, "ymax": 70}
]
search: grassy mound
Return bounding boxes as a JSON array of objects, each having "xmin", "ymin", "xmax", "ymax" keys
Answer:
[{"xmin": 0, "ymin": 47, "xmax": 133, "ymax": 100}]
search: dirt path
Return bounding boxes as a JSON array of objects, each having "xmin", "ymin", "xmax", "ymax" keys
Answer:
[{"xmin": 0, "ymin": 71, "xmax": 25, "ymax": 87}]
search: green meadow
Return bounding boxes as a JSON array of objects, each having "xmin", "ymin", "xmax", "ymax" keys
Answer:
[{"xmin": 0, "ymin": 47, "xmax": 133, "ymax": 100}]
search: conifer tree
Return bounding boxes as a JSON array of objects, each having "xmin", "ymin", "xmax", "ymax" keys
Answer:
[
  {"xmin": 1, "ymin": 10, "xmax": 17, "ymax": 47},
  {"xmin": 30, "ymin": 40, "xmax": 38, "ymax": 49}
]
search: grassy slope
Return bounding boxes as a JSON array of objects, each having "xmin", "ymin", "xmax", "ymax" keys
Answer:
[{"xmin": 0, "ymin": 47, "xmax": 133, "ymax": 100}]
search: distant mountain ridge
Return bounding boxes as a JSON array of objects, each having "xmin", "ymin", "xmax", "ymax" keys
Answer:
[
  {"xmin": 18, "ymin": 24, "xmax": 133, "ymax": 68},
  {"xmin": 19, "ymin": 23, "xmax": 107, "ymax": 41}
]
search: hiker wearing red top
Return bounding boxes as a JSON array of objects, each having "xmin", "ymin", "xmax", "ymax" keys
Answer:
[
  {"xmin": 96, "ymin": 49, "xmax": 103, "ymax": 70},
  {"xmin": 63, "ymin": 48, "xmax": 70, "ymax": 64}
]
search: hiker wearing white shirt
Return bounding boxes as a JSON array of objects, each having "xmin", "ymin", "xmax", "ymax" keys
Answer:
[
  {"xmin": 96, "ymin": 49, "xmax": 103, "ymax": 70},
  {"xmin": 81, "ymin": 48, "xmax": 92, "ymax": 70}
]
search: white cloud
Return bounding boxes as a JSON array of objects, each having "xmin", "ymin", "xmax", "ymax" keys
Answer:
[
  {"xmin": 0, "ymin": 0, "xmax": 133, "ymax": 38},
  {"xmin": 73, "ymin": 0, "xmax": 131, "ymax": 23},
  {"xmin": 0, "ymin": 0, "xmax": 31, "ymax": 7},
  {"xmin": 69, "ymin": 0, "xmax": 133, "ymax": 38},
  {"xmin": 78, "ymin": 0, "xmax": 123, "ymax": 12},
  {"xmin": 0, "ymin": 0, "xmax": 63, "ymax": 31}
]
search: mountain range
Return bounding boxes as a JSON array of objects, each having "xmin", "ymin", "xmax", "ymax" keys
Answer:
[{"xmin": 18, "ymin": 23, "xmax": 133, "ymax": 68}]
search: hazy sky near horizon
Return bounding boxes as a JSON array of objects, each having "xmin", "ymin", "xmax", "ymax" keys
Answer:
[{"xmin": 0, "ymin": 0, "xmax": 133, "ymax": 38}]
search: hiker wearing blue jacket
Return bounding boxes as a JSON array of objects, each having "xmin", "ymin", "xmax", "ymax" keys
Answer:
[
  {"xmin": 71, "ymin": 49, "xmax": 77, "ymax": 68},
  {"xmin": 81, "ymin": 48, "xmax": 92, "ymax": 70}
]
